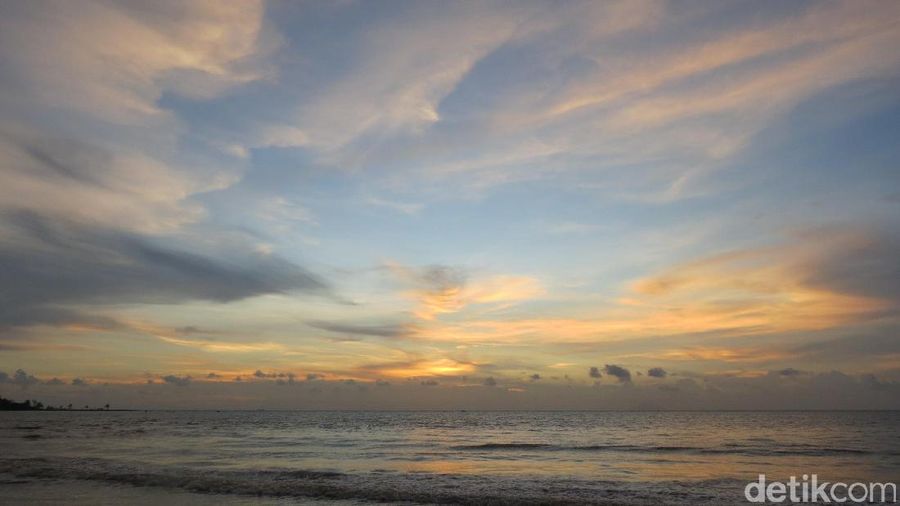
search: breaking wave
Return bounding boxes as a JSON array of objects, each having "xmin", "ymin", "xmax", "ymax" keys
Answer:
[{"xmin": 0, "ymin": 457, "xmax": 744, "ymax": 505}]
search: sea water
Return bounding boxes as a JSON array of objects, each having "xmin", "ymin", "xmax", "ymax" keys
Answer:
[{"xmin": 1, "ymin": 411, "xmax": 898, "ymax": 504}]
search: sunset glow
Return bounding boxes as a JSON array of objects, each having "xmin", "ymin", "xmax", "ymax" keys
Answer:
[{"xmin": 0, "ymin": 0, "xmax": 898, "ymax": 410}]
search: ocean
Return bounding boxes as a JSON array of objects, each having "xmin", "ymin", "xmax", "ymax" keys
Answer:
[{"xmin": 1, "ymin": 411, "xmax": 898, "ymax": 505}]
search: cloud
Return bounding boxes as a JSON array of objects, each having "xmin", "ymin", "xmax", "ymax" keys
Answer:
[
  {"xmin": 0, "ymin": 1, "xmax": 277, "ymax": 247},
  {"xmin": 792, "ymin": 332, "xmax": 900, "ymax": 362},
  {"xmin": 355, "ymin": 358, "xmax": 477, "ymax": 379},
  {"xmin": 776, "ymin": 368, "xmax": 805, "ymax": 377},
  {"xmin": 45, "ymin": 377, "xmax": 65, "ymax": 386},
  {"xmin": 626, "ymin": 229, "xmax": 898, "ymax": 338},
  {"xmin": 251, "ymin": 370, "xmax": 294, "ymax": 380},
  {"xmin": 2, "ymin": 368, "xmax": 896, "ymax": 410},
  {"xmin": 0, "ymin": 130, "xmax": 225, "ymax": 235},
  {"xmin": 0, "ymin": 212, "xmax": 327, "ymax": 330},
  {"xmin": 588, "ymin": 366, "xmax": 602, "ymax": 379},
  {"xmin": 386, "ymin": 262, "xmax": 542, "ymax": 320},
  {"xmin": 802, "ymin": 232, "xmax": 900, "ymax": 302},
  {"xmin": 295, "ymin": 2, "xmax": 532, "ymax": 153},
  {"xmin": 0, "ymin": 369, "xmax": 40, "ymax": 387},
  {"xmin": 530, "ymin": 373, "xmax": 541, "ymax": 381},
  {"xmin": 0, "ymin": 2, "xmax": 897, "ymax": 410},
  {"xmin": 637, "ymin": 229, "xmax": 900, "ymax": 306},
  {"xmin": 71, "ymin": 378, "xmax": 88, "ymax": 387},
  {"xmin": 141, "ymin": 325, "xmax": 286, "ymax": 354},
  {"xmin": 604, "ymin": 364, "xmax": 631, "ymax": 383},
  {"xmin": 390, "ymin": 230, "xmax": 896, "ymax": 344},
  {"xmin": 650, "ymin": 346, "xmax": 789, "ymax": 364},
  {"xmin": 258, "ymin": 197, "xmax": 318, "ymax": 227},
  {"xmin": 544, "ymin": 222, "xmax": 603, "ymax": 235},
  {"xmin": 0, "ymin": 341, "xmax": 92, "ymax": 352},
  {"xmin": 388, "ymin": 264, "xmax": 467, "ymax": 319},
  {"xmin": 162, "ymin": 375, "xmax": 191, "ymax": 387},
  {"xmin": 307, "ymin": 321, "xmax": 413, "ymax": 339},
  {"xmin": 341, "ymin": 0, "xmax": 900, "ymax": 202},
  {"xmin": 483, "ymin": 377, "xmax": 498, "ymax": 387},
  {"xmin": 366, "ymin": 197, "xmax": 424, "ymax": 216},
  {"xmin": 255, "ymin": 125, "xmax": 310, "ymax": 149},
  {"xmin": 15, "ymin": 369, "xmax": 39, "ymax": 387},
  {"xmin": 0, "ymin": 0, "xmax": 276, "ymax": 123},
  {"xmin": 647, "ymin": 367, "xmax": 667, "ymax": 378},
  {"xmin": 276, "ymin": 374, "xmax": 297, "ymax": 386}
]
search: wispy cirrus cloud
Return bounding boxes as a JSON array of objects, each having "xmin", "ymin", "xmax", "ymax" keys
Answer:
[
  {"xmin": 292, "ymin": 2, "xmax": 534, "ymax": 154},
  {"xmin": 0, "ymin": 0, "xmax": 276, "ymax": 123},
  {"xmin": 323, "ymin": 1, "xmax": 900, "ymax": 201}
]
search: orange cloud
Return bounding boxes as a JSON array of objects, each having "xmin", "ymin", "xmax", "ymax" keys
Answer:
[
  {"xmin": 126, "ymin": 321, "xmax": 286, "ymax": 353},
  {"xmin": 356, "ymin": 358, "xmax": 477, "ymax": 379},
  {"xmin": 648, "ymin": 346, "xmax": 790, "ymax": 363},
  {"xmin": 386, "ymin": 262, "xmax": 543, "ymax": 320},
  {"xmin": 626, "ymin": 232, "xmax": 892, "ymax": 335},
  {"xmin": 399, "ymin": 230, "xmax": 894, "ymax": 347}
]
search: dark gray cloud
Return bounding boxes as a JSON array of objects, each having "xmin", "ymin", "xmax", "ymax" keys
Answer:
[
  {"xmin": 0, "ymin": 211, "xmax": 327, "ymax": 329},
  {"xmin": 806, "ymin": 233, "xmax": 900, "ymax": 303},
  {"xmin": 776, "ymin": 368, "xmax": 805, "ymax": 377},
  {"xmin": 421, "ymin": 379, "xmax": 439, "ymax": 386},
  {"xmin": 307, "ymin": 320, "xmax": 412, "ymax": 339},
  {"xmin": 793, "ymin": 331, "xmax": 900, "ymax": 358},
  {"xmin": 0, "ymin": 369, "xmax": 40, "ymax": 387},
  {"xmin": 588, "ymin": 366, "xmax": 602, "ymax": 379},
  {"xmin": 21, "ymin": 137, "xmax": 112, "ymax": 188},
  {"xmin": 306, "ymin": 373, "xmax": 322, "ymax": 381},
  {"xmin": 161, "ymin": 375, "xmax": 191, "ymax": 387},
  {"xmin": 390, "ymin": 264, "xmax": 468, "ymax": 304},
  {"xmin": 530, "ymin": 373, "xmax": 541, "ymax": 381},
  {"xmin": 71, "ymin": 377, "xmax": 87, "ymax": 386},
  {"xmin": 647, "ymin": 367, "xmax": 667, "ymax": 378},
  {"xmin": 206, "ymin": 373, "xmax": 221, "ymax": 379},
  {"xmin": 483, "ymin": 376, "xmax": 497, "ymax": 387},
  {"xmin": 45, "ymin": 377, "xmax": 65, "ymax": 385},
  {"xmin": 418, "ymin": 265, "xmax": 467, "ymax": 293},
  {"xmin": 604, "ymin": 364, "xmax": 631, "ymax": 383}
]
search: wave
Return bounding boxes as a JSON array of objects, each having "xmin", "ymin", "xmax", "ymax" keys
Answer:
[
  {"xmin": 454, "ymin": 443, "xmax": 553, "ymax": 450},
  {"xmin": 452, "ymin": 443, "xmax": 881, "ymax": 457},
  {"xmin": 0, "ymin": 457, "xmax": 745, "ymax": 505}
]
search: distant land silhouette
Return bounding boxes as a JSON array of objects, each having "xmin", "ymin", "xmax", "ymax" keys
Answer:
[{"xmin": 0, "ymin": 396, "xmax": 120, "ymax": 411}]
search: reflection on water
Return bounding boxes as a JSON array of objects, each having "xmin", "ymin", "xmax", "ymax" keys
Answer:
[{"xmin": 1, "ymin": 411, "xmax": 898, "ymax": 504}]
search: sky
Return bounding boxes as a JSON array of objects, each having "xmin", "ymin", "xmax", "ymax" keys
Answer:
[{"xmin": 0, "ymin": 0, "xmax": 899, "ymax": 410}]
